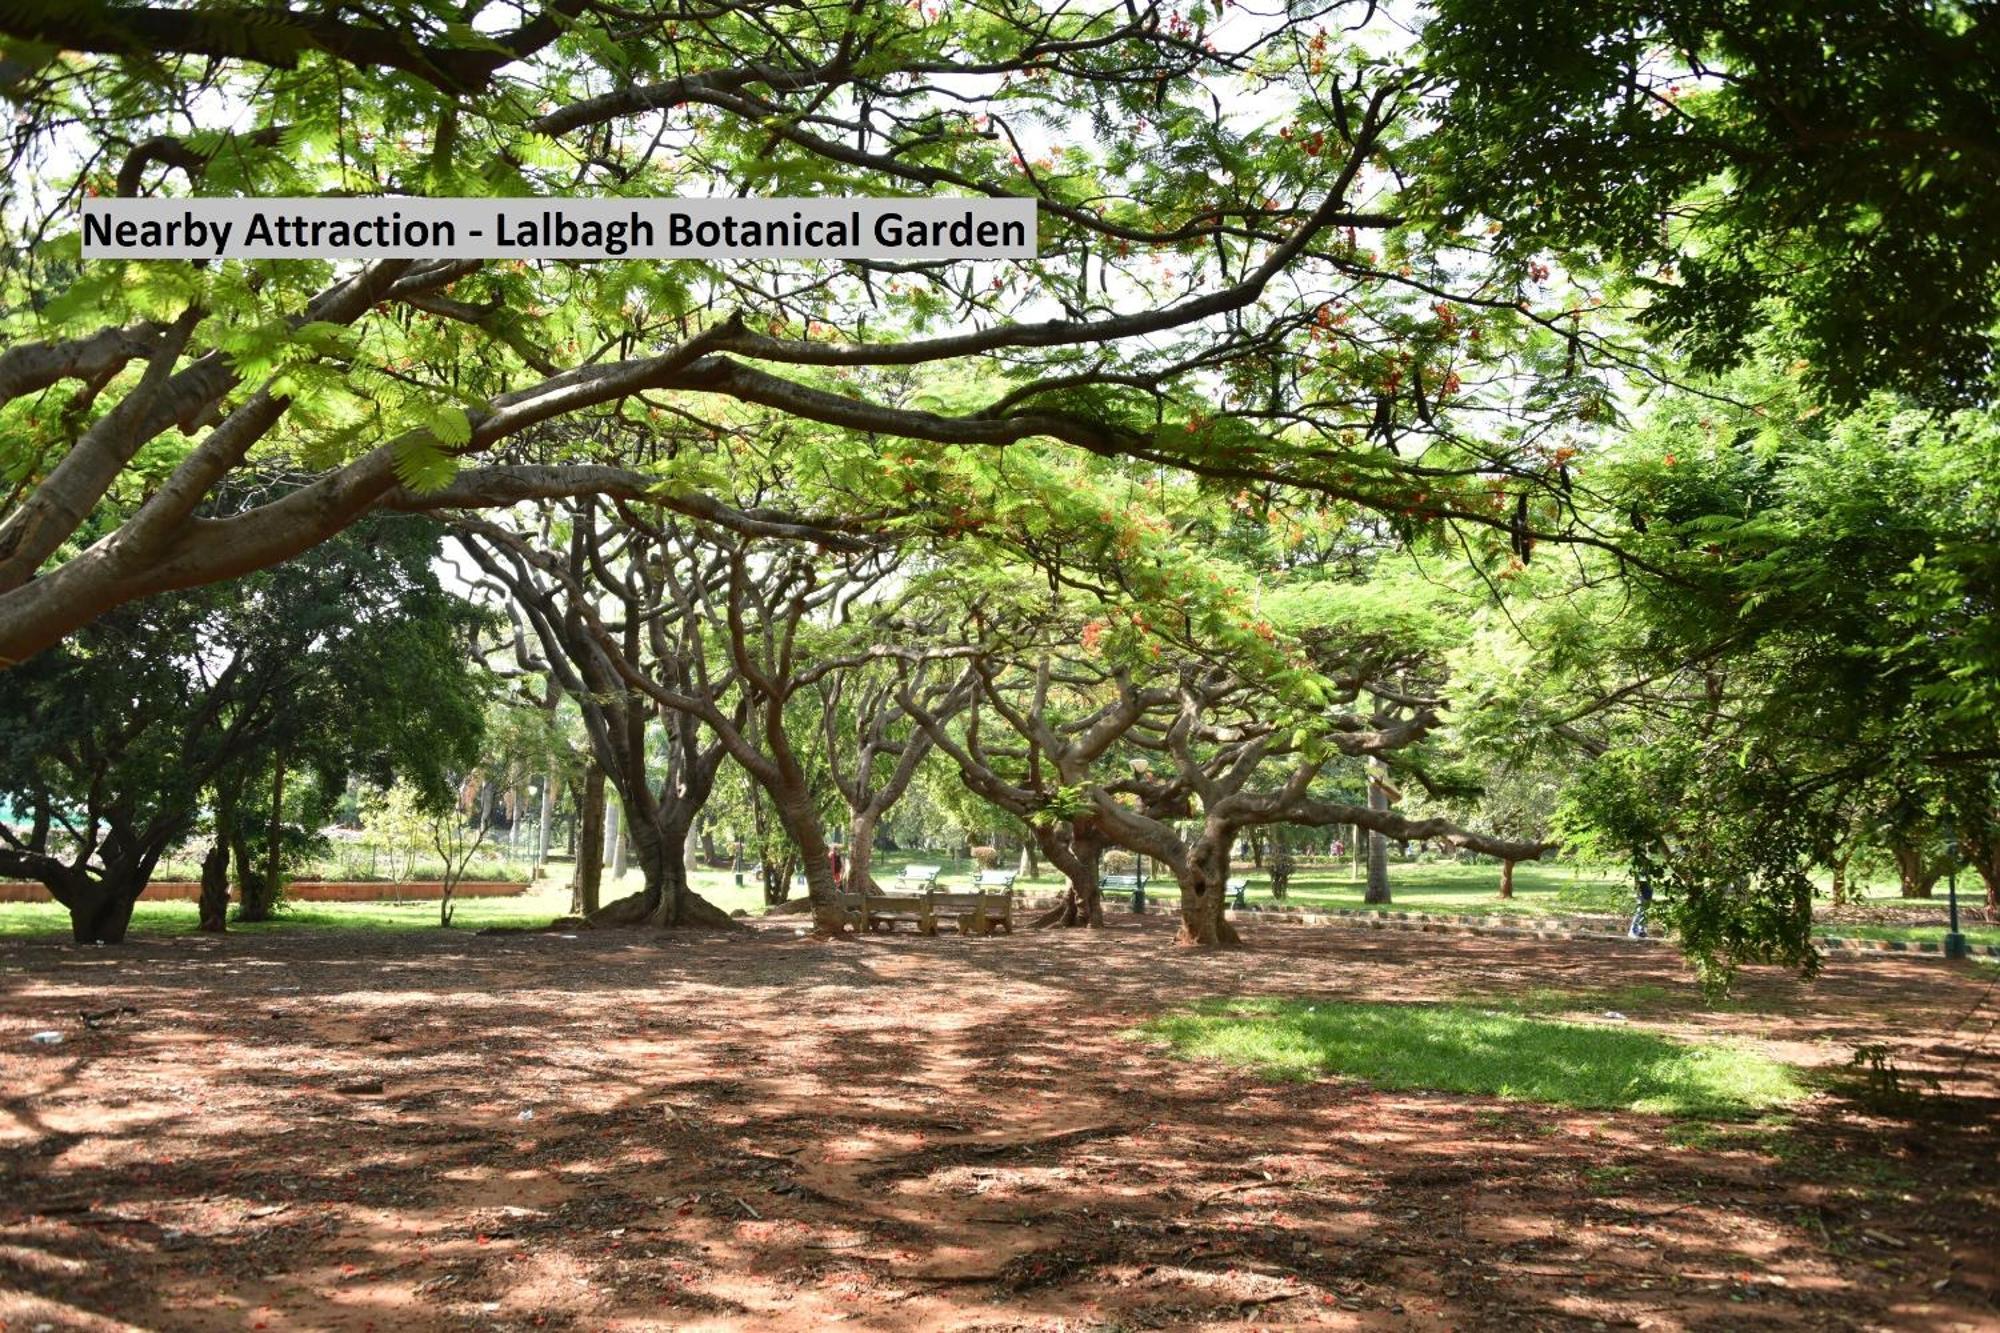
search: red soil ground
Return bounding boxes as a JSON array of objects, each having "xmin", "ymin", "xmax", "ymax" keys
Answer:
[{"xmin": 2, "ymin": 917, "xmax": 1995, "ymax": 1331}]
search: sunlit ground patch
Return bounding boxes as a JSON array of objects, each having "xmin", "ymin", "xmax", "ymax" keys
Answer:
[{"xmin": 1132, "ymin": 997, "xmax": 1804, "ymax": 1116}]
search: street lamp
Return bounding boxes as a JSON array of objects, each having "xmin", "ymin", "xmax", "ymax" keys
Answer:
[
  {"xmin": 1126, "ymin": 759, "xmax": 1150, "ymax": 914},
  {"xmin": 1943, "ymin": 815, "xmax": 1969, "ymax": 961}
]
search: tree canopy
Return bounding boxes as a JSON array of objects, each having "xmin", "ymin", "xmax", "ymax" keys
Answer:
[
  {"xmin": 1420, "ymin": 0, "xmax": 2000, "ymax": 408},
  {"xmin": 0, "ymin": 1, "xmax": 1993, "ymax": 974},
  {"xmin": 0, "ymin": 0, "xmax": 1650, "ymax": 666},
  {"xmin": 0, "ymin": 515, "xmax": 487, "ymax": 940}
]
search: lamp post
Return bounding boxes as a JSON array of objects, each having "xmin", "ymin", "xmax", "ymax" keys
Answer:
[
  {"xmin": 1943, "ymin": 816, "xmax": 1969, "ymax": 961},
  {"xmin": 1127, "ymin": 757, "xmax": 1152, "ymax": 913}
]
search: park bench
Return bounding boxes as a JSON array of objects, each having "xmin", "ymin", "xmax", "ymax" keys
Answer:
[
  {"xmin": 1229, "ymin": 877, "xmax": 1250, "ymax": 909},
  {"xmin": 839, "ymin": 886, "xmax": 933, "ymax": 932},
  {"xmin": 1104, "ymin": 871, "xmax": 1146, "ymax": 912},
  {"xmin": 837, "ymin": 880, "xmax": 1013, "ymax": 936},
  {"xmin": 974, "ymin": 868, "xmax": 1018, "ymax": 893},
  {"xmin": 827, "ymin": 863, "xmax": 944, "ymax": 931},
  {"xmin": 925, "ymin": 886, "xmax": 1014, "ymax": 935}
]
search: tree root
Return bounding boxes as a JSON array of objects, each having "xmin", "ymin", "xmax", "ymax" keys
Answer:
[
  {"xmin": 587, "ymin": 891, "xmax": 746, "ymax": 931},
  {"xmin": 1174, "ymin": 916, "xmax": 1246, "ymax": 949}
]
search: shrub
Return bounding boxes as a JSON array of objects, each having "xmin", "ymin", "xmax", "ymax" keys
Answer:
[{"xmin": 971, "ymin": 845, "xmax": 1001, "ymax": 869}]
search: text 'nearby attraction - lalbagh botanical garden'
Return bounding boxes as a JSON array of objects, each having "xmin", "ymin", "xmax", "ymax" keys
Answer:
[{"xmin": 0, "ymin": 1, "xmax": 1997, "ymax": 1329}]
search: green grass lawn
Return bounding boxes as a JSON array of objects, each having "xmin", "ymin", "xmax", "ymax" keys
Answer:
[
  {"xmin": 1238, "ymin": 861, "xmax": 1993, "ymax": 949},
  {"xmin": 1806, "ymin": 920, "xmax": 2000, "ymax": 948},
  {"xmin": 1, "ymin": 852, "xmax": 1986, "ymax": 948},
  {"xmin": 1263, "ymin": 859, "xmax": 1633, "ymax": 915},
  {"xmin": 1135, "ymin": 996, "xmax": 1805, "ymax": 1117},
  {"xmin": 0, "ymin": 869, "xmax": 761, "ymax": 940},
  {"xmin": 0, "ymin": 882, "xmax": 573, "ymax": 939}
]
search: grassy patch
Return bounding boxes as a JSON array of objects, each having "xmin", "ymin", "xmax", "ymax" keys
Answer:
[
  {"xmin": 1269, "ymin": 860, "xmax": 1632, "ymax": 916},
  {"xmin": 0, "ymin": 857, "xmax": 983, "ymax": 940},
  {"xmin": 1815, "ymin": 921, "xmax": 2000, "ymax": 948},
  {"xmin": 0, "ymin": 866, "xmax": 804, "ymax": 940},
  {"xmin": 1134, "ymin": 997, "xmax": 1804, "ymax": 1117},
  {"xmin": 0, "ymin": 890, "xmax": 575, "ymax": 939}
]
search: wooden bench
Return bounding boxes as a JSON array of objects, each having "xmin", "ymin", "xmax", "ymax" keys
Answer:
[
  {"xmin": 927, "ymin": 888, "xmax": 1013, "ymax": 935},
  {"xmin": 837, "ymin": 885, "xmax": 1013, "ymax": 935},
  {"xmin": 839, "ymin": 889, "xmax": 934, "ymax": 932},
  {"xmin": 895, "ymin": 863, "xmax": 943, "ymax": 892}
]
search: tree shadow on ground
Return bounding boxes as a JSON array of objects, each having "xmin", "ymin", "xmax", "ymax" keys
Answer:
[{"xmin": 0, "ymin": 919, "xmax": 1994, "ymax": 1330}]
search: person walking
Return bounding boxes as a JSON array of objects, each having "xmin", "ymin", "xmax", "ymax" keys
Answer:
[{"xmin": 1628, "ymin": 871, "xmax": 1654, "ymax": 939}]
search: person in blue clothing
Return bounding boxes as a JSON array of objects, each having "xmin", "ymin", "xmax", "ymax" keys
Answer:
[{"xmin": 1628, "ymin": 871, "xmax": 1654, "ymax": 939}]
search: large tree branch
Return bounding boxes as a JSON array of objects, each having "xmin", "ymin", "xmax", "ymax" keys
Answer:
[
  {"xmin": 0, "ymin": 322, "xmax": 168, "ymax": 406},
  {"xmin": 386, "ymin": 463, "xmax": 880, "ymax": 550},
  {"xmin": 1, "ymin": 0, "xmax": 579, "ymax": 94},
  {"xmin": 0, "ymin": 307, "xmax": 202, "ymax": 595}
]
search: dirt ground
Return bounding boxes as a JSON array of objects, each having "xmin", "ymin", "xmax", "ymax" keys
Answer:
[{"xmin": 1, "ymin": 917, "xmax": 1995, "ymax": 1332}]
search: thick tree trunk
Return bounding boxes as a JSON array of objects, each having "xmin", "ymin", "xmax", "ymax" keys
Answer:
[
  {"xmin": 44, "ymin": 861, "xmax": 146, "ymax": 944},
  {"xmin": 846, "ymin": 810, "xmax": 880, "ymax": 894},
  {"xmin": 1174, "ymin": 873, "xmax": 1242, "ymax": 948},
  {"xmin": 769, "ymin": 788, "xmax": 846, "ymax": 933},
  {"xmin": 1891, "ymin": 842, "xmax": 1938, "ymax": 898},
  {"xmin": 628, "ymin": 813, "xmax": 738, "ymax": 930},
  {"xmin": 70, "ymin": 881, "xmax": 141, "ymax": 944},
  {"xmin": 1364, "ymin": 777, "xmax": 1392, "ymax": 905},
  {"xmin": 1499, "ymin": 858, "xmax": 1515, "ymax": 900},
  {"xmin": 1031, "ymin": 821, "xmax": 1105, "ymax": 928},
  {"xmin": 198, "ymin": 840, "xmax": 230, "ymax": 932},
  {"xmin": 1173, "ymin": 835, "xmax": 1243, "ymax": 949},
  {"xmin": 571, "ymin": 766, "xmax": 605, "ymax": 917}
]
